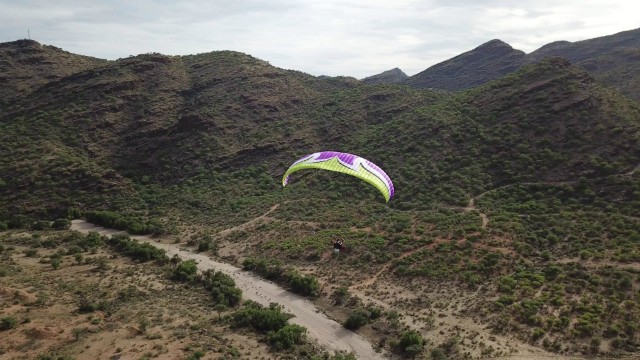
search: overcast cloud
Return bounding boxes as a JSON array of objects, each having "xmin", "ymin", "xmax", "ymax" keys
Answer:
[{"xmin": 1, "ymin": 0, "xmax": 638, "ymax": 78}]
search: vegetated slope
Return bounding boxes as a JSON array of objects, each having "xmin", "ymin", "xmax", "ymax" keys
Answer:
[
  {"xmin": 0, "ymin": 40, "xmax": 107, "ymax": 108},
  {"xmin": 0, "ymin": 41, "xmax": 415, "ymax": 220},
  {"xmin": 1, "ymin": 41, "xmax": 638, "ymax": 224},
  {"xmin": 402, "ymin": 27, "xmax": 640, "ymax": 100},
  {"xmin": 244, "ymin": 58, "xmax": 640, "ymax": 357},
  {"xmin": 579, "ymin": 47, "xmax": 640, "ymax": 100},
  {"xmin": 347, "ymin": 57, "xmax": 640, "ymax": 207},
  {"xmin": 1, "ymin": 40, "xmax": 639, "ymax": 357},
  {"xmin": 405, "ymin": 39, "xmax": 526, "ymax": 90}
]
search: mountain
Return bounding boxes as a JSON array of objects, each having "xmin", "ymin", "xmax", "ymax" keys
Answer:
[
  {"xmin": 404, "ymin": 39, "xmax": 526, "ymax": 90},
  {"xmin": 402, "ymin": 28, "xmax": 640, "ymax": 99},
  {"xmin": 0, "ymin": 39, "xmax": 107, "ymax": 109},
  {"xmin": 1, "ymin": 40, "xmax": 639, "ymax": 358},
  {"xmin": 361, "ymin": 67, "xmax": 408, "ymax": 84},
  {"xmin": 527, "ymin": 27, "xmax": 640, "ymax": 63},
  {"xmin": 578, "ymin": 46, "xmax": 640, "ymax": 99}
]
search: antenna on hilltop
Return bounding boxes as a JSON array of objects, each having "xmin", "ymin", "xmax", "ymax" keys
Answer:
[{"xmin": 28, "ymin": 29, "xmax": 30, "ymax": 40}]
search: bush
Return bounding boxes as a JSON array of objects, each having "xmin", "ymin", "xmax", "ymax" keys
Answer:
[
  {"xmin": 79, "ymin": 232, "xmax": 104, "ymax": 250},
  {"xmin": 268, "ymin": 324, "xmax": 307, "ymax": 349},
  {"xmin": 172, "ymin": 260, "xmax": 198, "ymax": 282},
  {"xmin": 287, "ymin": 270, "xmax": 319, "ymax": 297},
  {"xmin": 242, "ymin": 258, "xmax": 283, "ymax": 279},
  {"xmin": 344, "ymin": 308, "xmax": 370, "ymax": 330},
  {"xmin": 66, "ymin": 207, "xmax": 82, "ymax": 219},
  {"xmin": 52, "ymin": 218, "xmax": 71, "ymax": 230},
  {"xmin": 532, "ymin": 327, "xmax": 545, "ymax": 341},
  {"xmin": 231, "ymin": 301, "xmax": 293, "ymax": 333},
  {"xmin": 85, "ymin": 211, "xmax": 165, "ymax": 235},
  {"xmin": 77, "ymin": 297, "xmax": 109, "ymax": 313},
  {"xmin": 333, "ymin": 286, "xmax": 350, "ymax": 305},
  {"xmin": 201, "ymin": 269, "xmax": 242, "ymax": 306},
  {"xmin": 397, "ymin": 330, "xmax": 424, "ymax": 357},
  {"xmin": 107, "ymin": 234, "xmax": 166, "ymax": 262},
  {"xmin": 0, "ymin": 316, "xmax": 18, "ymax": 330},
  {"xmin": 196, "ymin": 235, "xmax": 216, "ymax": 253},
  {"xmin": 24, "ymin": 249, "xmax": 38, "ymax": 257},
  {"xmin": 31, "ymin": 220, "xmax": 51, "ymax": 230}
]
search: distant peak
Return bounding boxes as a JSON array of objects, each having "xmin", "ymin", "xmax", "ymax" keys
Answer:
[
  {"xmin": 380, "ymin": 68, "xmax": 407, "ymax": 76},
  {"xmin": 477, "ymin": 39, "xmax": 513, "ymax": 49},
  {"xmin": 361, "ymin": 67, "xmax": 408, "ymax": 84}
]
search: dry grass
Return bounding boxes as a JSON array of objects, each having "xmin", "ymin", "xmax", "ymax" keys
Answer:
[{"xmin": 0, "ymin": 231, "xmax": 275, "ymax": 360}]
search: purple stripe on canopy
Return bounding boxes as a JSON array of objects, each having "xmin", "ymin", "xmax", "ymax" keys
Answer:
[{"xmin": 316, "ymin": 151, "xmax": 394, "ymax": 199}]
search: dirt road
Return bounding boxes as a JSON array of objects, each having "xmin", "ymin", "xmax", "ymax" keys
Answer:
[{"xmin": 70, "ymin": 220, "xmax": 389, "ymax": 360}]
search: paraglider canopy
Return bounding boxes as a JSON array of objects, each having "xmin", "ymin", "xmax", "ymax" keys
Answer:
[{"xmin": 282, "ymin": 151, "xmax": 395, "ymax": 202}]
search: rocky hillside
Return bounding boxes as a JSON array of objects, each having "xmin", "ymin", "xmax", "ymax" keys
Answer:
[
  {"xmin": 398, "ymin": 27, "xmax": 640, "ymax": 99},
  {"xmin": 0, "ymin": 40, "xmax": 107, "ymax": 108},
  {"xmin": 361, "ymin": 67, "xmax": 408, "ymax": 84},
  {"xmin": 527, "ymin": 27, "xmax": 640, "ymax": 63},
  {"xmin": 405, "ymin": 39, "xmax": 526, "ymax": 90}
]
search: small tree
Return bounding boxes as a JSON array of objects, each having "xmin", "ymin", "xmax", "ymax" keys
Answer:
[
  {"xmin": 172, "ymin": 260, "xmax": 198, "ymax": 282},
  {"xmin": 344, "ymin": 308, "xmax": 370, "ymax": 330},
  {"xmin": 333, "ymin": 286, "xmax": 349, "ymax": 305},
  {"xmin": 53, "ymin": 218, "xmax": 71, "ymax": 230},
  {"xmin": 268, "ymin": 324, "xmax": 307, "ymax": 349},
  {"xmin": 213, "ymin": 304, "xmax": 228, "ymax": 320},
  {"xmin": 397, "ymin": 330, "xmax": 424, "ymax": 358}
]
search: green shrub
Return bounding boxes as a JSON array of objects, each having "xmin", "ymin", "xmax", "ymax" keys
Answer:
[
  {"xmin": 107, "ymin": 234, "xmax": 166, "ymax": 262},
  {"xmin": 77, "ymin": 297, "xmax": 109, "ymax": 313},
  {"xmin": 532, "ymin": 327, "xmax": 545, "ymax": 341},
  {"xmin": 397, "ymin": 330, "xmax": 424, "ymax": 357},
  {"xmin": 231, "ymin": 301, "xmax": 292, "ymax": 333},
  {"xmin": 78, "ymin": 232, "xmax": 103, "ymax": 250},
  {"xmin": 287, "ymin": 270, "xmax": 319, "ymax": 297},
  {"xmin": 85, "ymin": 211, "xmax": 164, "ymax": 235},
  {"xmin": 344, "ymin": 308, "xmax": 370, "ymax": 330},
  {"xmin": 172, "ymin": 260, "xmax": 198, "ymax": 282},
  {"xmin": 242, "ymin": 258, "xmax": 283, "ymax": 279},
  {"xmin": 24, "ymin": 249, "xmax": 38, "ymax": 257},
  {"xmin": 196, "ymin": 235, "xmax": 216, "ymax": 253},
  {"xmin": 201, "ymin": 269, "xmax": 242, "ymax": 306},
  {"xmin": 268, "ymin": 324, "xmax": 307, "ymax": 349},
  {"xmin": 52, "ymin": 218, "xmax": 71, "ymax": 230},
  {"xmin": 32, "ymin": 220, "xmax": 51, "ymax": 230},
  {"xmin": 0, "ymin": 316, "xmax": 18, "ymax": 330}
]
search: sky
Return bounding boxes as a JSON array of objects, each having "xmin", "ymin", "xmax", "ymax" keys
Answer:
[{"xmin": 1, "ymin": 0, "xmax": 639, "ymax": 79}]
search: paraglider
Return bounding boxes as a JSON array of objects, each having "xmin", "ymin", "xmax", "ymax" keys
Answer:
[
  {"xmin": 332, "ymin": 236, "xmax": 345, "ymax": 253},
  {"xmin": 282, "ymin": 151, "xmax": 394, "ymax": 202}
]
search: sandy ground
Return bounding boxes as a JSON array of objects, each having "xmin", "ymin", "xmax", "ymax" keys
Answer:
[{"xmin": 70, "ymin": 220, "xmax": 389, "ymax": 360}]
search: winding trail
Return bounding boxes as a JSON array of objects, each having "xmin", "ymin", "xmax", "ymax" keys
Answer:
[
  {"xmin": 462, "ymin": 163, "xmax": 640, "ymax": 231},
  {"xmin": 70, "ymin": 219, "xmax": 388, "ymax": 360},
  {"xmin": 349, "ymin": 240, "xmax": 447, "ymax": 291},
  {"xmin": 464, "ymin": 197, "xmax": 489, "ymax": 229}
]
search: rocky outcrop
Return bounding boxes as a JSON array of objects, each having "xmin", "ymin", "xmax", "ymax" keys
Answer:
[{"xmin": 361, "ymin": 67, "xmax": 408, "ymax": 84}]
